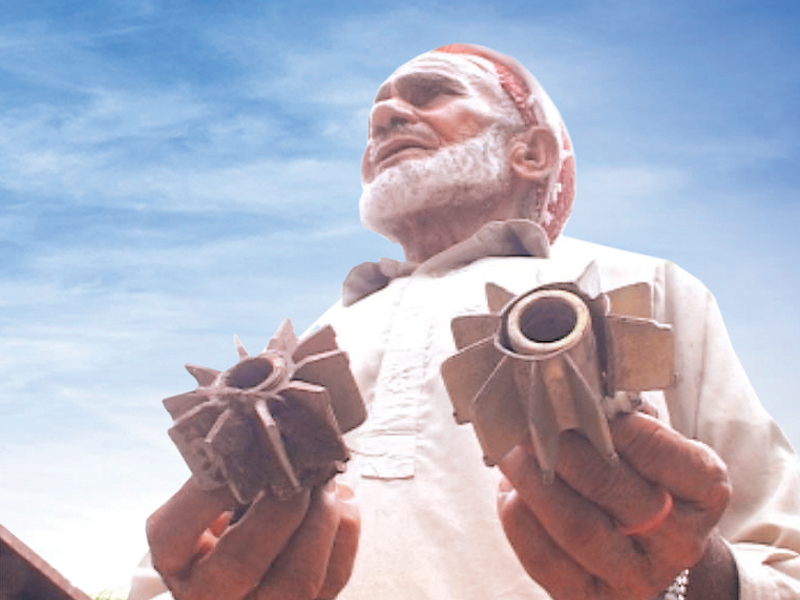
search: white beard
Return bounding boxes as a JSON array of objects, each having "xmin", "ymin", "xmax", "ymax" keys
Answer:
[{"xmin": 359, "ymin": 125, "xmax": 514, "ymax": 242}]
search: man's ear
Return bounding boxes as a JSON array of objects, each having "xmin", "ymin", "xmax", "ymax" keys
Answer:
[{"xmin": 509, "ymin": 126, "xmax": 558, "ymax": 182}]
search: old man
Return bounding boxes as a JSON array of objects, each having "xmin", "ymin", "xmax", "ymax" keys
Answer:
[{"xmin": 132, "ymin": 45, "xmax": 800, "ymax": 600}]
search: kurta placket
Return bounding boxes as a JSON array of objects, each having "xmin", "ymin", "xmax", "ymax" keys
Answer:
[{"xmin": 357, "ymin": 275, "xmax": 435, "ymax": 480}]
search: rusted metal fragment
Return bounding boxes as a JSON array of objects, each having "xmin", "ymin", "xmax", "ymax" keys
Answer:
[
  {"xmin": 291, "ymin": 324, "xmax": 338, "ymax": 362},
  {"xmin": 440, "ymin": 262, "xmax": 675, "ymax": 479},
  {"xmin": 293, "ymin": 350, "xmax": 365, "ymax": 433},
  {"xmin": 167, "ymin": 400, "xmax": 227, "ymax": 489},
  {"xmin": 486, "ymin": 282, "xmax": 516, "ymax": 314},
  {"xmin": 163, "ymin": 389, "xmax": 213, "ymax": 420},
  {"xmin": 605, "ymin": 315, "xmax": 674, "ymax": 393},
  {"xmin": 0, "ymin": 524, "xmax": 92, "ymax": 600},
  {"xmin": 164, "ymin": 320, "xmax": 366, "ymax": 502},
  {"xmin": 605, "ymin": 282, "xmax": 652, "ymax": 319},
  {"xmin": 470, "ymin": 357, "xmax": 525, "ymax": 464},
  {"xmin": 450, "ymin": 314, "xmax": 501, "ymax": 350},
  {"xmin": 441, "ymin": 336, "xmax": 503, "ymax": 423}
]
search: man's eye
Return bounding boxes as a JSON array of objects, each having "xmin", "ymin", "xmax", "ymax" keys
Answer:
[{"xmin": 409, "ymin": 82, "xmax": 456, "ymax": 106}]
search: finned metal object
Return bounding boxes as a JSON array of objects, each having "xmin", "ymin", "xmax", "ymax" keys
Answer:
[
  {"xmin": 440, "ymin": 262, "xmax": 674, "ymax": 479},
  {"xmin": 164, "ymin": 320, "xmax": 366, "ymax": 502}
]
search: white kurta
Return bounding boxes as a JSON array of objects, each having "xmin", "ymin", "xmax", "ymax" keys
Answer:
[{"xmin": 129, "ymin": 230, "xmax": 800, "ymax": 600}]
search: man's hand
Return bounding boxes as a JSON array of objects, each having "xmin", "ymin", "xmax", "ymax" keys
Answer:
[
  {"xmin": 146, "ymin": 478, "xmax": 359, "ymax": 600},
  {"xmin": 497, "ymin": 412, "xmax": 736, "ymax": 600}
]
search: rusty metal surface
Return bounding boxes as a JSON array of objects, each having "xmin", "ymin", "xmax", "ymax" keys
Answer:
[
  {"xmin": 440, "ymin": 261, "xmax": 675, "ymax": 479},
  {"xmin": 0, "ymin": 524, "xmax": 92, "ymax": 600},
  {"xmin": 165, "ymin": 320, "xmax": 366, "ymax": 503}
]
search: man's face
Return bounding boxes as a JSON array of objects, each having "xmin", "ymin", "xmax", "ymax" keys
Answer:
[
  {"xmin": 359, "ymin": 123, "xmax": 516, "ymax": 243},
  {"xmin": 360, "ymin": 53, "xmax": 509, "ymax": 185}
]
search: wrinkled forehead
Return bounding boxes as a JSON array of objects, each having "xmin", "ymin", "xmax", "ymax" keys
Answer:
[{"xmin": 375, "ymin": 51, "xmax": 508, "ymax": 105}]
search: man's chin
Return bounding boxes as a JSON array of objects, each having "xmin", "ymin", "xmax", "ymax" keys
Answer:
[{"xmin": 359, "ymin": 197, "xmax": 402, "ymax": 243}]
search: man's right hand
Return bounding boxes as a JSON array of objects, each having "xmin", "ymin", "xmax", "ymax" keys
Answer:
[{"xmin": 145, "ymin": 478, "xmax": 360, "ymax": 600}]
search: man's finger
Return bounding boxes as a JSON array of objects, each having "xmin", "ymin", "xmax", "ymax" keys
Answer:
[
  {"xmin": 316, "ymin": 484, "xmax": 361, "ymax": 600},
  {"xmin": 610, "ymin": 412, "xmax": 731, "ymax": 515},
  {"xmin": 498, "ymin": 446, "xmax": 658, "ymax": 594},
  {"xmin": 497, "ymin": 479, "xmax": 602, "ymax": 599},
  {"xmin": 180, "ymin": 489, "xmax": 311, "ymax": 600},
  {"xmin": 254, "ymin": 486, "xmax": 342, "ymax": 600},
  {"xmin": 146, "ymin": 476, "xmax": 236, "ymax": 577},
  {"xmin": 555, "ymin": 430, "xmax": 673, "ymax": 533}
]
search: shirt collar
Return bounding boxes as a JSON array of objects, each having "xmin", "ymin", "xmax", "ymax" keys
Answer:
[{"xmin": 342, "ymin": 219, "xmax": 550, "ymax": 306}]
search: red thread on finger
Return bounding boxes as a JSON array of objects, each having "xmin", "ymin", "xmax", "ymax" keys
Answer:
[{"xmin": 620, "ymin": 487, "xmax": 674, "ymax": 536}]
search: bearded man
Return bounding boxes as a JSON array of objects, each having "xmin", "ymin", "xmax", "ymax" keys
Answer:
[{"xmin": 132, "ymin": 45, "xmax": 800, "ymax": 600}]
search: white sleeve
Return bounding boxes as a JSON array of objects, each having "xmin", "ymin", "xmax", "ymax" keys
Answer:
[
  {"xmin": 127, "ymin": 552, "xmax": 171, "ymax": 600},
  {"xmin": 662, "ymin": 262, "xmax": 800, "ymax": 599}
]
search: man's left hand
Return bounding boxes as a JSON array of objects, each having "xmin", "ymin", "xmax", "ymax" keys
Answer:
[{"xmin": 497, "ymin": 411, "xmax": 736, "ymax": 600}]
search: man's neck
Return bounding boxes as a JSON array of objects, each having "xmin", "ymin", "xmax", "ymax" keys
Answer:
[{"xmin": 396, "ymin": 210, "xmax": 505, "ymax": 264}]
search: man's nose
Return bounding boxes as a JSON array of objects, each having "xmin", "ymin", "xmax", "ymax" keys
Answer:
[{"xmin": 369, "ymin": 98, "xmax": 418, "ymax": 139}]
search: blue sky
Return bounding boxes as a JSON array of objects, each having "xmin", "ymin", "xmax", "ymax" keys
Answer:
[{"xmin": 1, "ymin": 0, "xmax": 798, "ymax": 593}]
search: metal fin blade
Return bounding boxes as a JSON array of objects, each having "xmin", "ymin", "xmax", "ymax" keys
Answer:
[
  {"xmin": 163, "ymin": 390, "xmax": 207, "ymax": 419},
  {"xmin": 293, "ymin": 350, "xmax": 366, "ymax": 433},
  {"xmin": 206, "ymin": 409, "xmax": 267, "ymax": 503},
  {"xmin": 233, "ymin": 334, "xmax": 249, "ymax": 359},
  {"xmin": 170, "ymin": 400, "xmax": 225, "ymax": 442},
  {"xmin": 605, "ymin": 315, "xmax": 674, "ymax": 393},
  {"xmin": 574, "ymin": 260, "xmax": 602, "ymax": 298},
  {"xmin": 279, "ymin": 381, "xmax": 349, "ymax": 462},
  {"xmin": 512, "ymin": 359, "xmax": 561, "ymax": 479},
  {"xmin": 292, "ymin": 324, "xmax": 338, "ymax": 363},
  {"xmin": 450, "ymin": 314, "xmax": 500, "ymax": 350},
  {"xmin": 606, "ymin": 282, "xmax": 653, "ymax": 319},
  {"xmin": 471, "ymin": 357, "xmax": 527, "ymax": 466},
  {"xmin": 561, "ymin": 354, "xmax": 615, "ymax": 462},
  {"xmin": 185, "ymin": 364, "xmax": 220, "ymax": 387},
  {"xmin": 168, "ymin": 402, "xmax": 227, "ymax": 489},
  {"xmin": 266, "ymin": 319, "xmax": 298, "ymax": 354},
  {"xmin": 441, "ymin": 337, "xmax": 504, "ymax": 424},
  {"xmin": 486, "ymin": 283, "xmax": 516, "ymax": 314},
  {"xmin": 538, "ymin": 355, "xmax": 580, "ymax": 432},
  {"xmin": 253, "ymin": 399, "xmax": 301, "ymax": 498}
]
